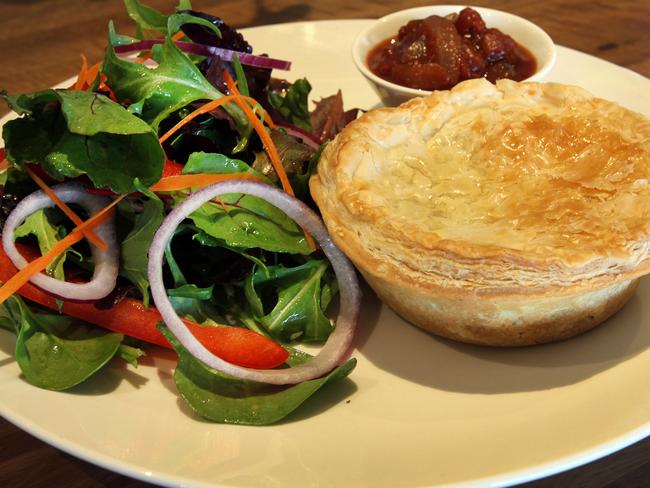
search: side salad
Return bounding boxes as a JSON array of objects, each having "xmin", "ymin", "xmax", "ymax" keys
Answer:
[{"xmin": 0, "ymin": 0, "xmax": 361, "ymax": 425}]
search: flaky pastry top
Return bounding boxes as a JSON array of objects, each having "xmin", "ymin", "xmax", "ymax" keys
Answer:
[{"xmin": 310, "ymin": 79, "xmax": 650, "ymax": 294}]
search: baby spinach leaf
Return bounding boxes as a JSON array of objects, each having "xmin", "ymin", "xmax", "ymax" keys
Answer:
[
  {"xmin": 2, "ymin": 295, "xmax": 123, "ymax": 391},
  {"xmin": 1, "ymin": 89, "xmax": 164, "ymax": 193},
  {"xmin": 120, "ymin": 197, "xmax": 164, "ymax": 306},
  {"xmin": 159, "ymin": 325, "xmax": 356, "ymax": 425},
  {"xmin": 244, "ymin": 260, "xmax": 335, "ymax": 342}
]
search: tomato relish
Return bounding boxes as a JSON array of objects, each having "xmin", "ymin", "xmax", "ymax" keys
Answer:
[{"xmin": 367, "ymin": 7, "xmax": 537, "ymax": 91}]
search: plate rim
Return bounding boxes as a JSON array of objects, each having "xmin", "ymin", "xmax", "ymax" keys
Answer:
[{"xmin": 1, "ymin": 18, "xmax": 650, "ymax": 488}]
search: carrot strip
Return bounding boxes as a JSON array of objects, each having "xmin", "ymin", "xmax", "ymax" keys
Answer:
[
  {"xmin": 158, "ymin": 96, "xmax": 238, "ymax": 144},
  {"xmin": 83, "ymin": 61, "xmax": 101, "ymax": 87},
  {"xmin": 239, "ymin": 95, "xmax": 276, "ymax": 129},
  {"xmin": 151, "ymin": 172, "xmax": 263, "ymax": 192},
  {"xmin": 25, "ymin": 167, "xmax": 106, "ymax": 251},
  {"xmin": 223, "ymin": 71, "xmax": 294, "ymax": 196},
  {"xmin": 0, "ymin": 195, "xmax": 124, "ymax": 305},
  {"xmin": 226, "ymin": 75, "xmax": 317, "ymax": 250},
  {"xmin": 72, "ymin": 54, "xmax": 89, "ymax": 90},
  {"xmin": 171, "ymin": 31, "xmax": 185, "ymax": 42}
]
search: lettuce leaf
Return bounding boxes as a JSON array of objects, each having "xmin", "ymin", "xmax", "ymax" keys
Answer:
[{"xmin": 1, "ymin": 89, "xmax": 164, "ymax": 193}]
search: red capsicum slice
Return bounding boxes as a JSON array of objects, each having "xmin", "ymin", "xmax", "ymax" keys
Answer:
[{"xmin": 0, "ymin": 243, "xmax": 289, "ymax": 369}]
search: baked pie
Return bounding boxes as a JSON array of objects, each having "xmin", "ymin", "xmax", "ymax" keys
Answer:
[{"xmin": 310, "ymin": 78, "xmax": 650, "ymax": 345}]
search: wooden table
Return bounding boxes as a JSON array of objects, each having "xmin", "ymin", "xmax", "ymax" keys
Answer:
[{"xmin": 0, "ymin": 1, "xmax": 649, "ymax": 487}]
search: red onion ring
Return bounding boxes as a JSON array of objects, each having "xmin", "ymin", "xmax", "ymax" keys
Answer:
[
  {"xmin": 115, "ymin": 40, "xmax": 292, "ymax": 71},
  {"xmin": 2, "ymin": 182, "xmax": 119, "ymax": 300},
  {"xmin": 147, "ymin": 181, "xmax": 360, "ymax": 385}
]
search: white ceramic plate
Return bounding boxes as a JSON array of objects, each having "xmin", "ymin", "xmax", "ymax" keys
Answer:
[{"xmin": 2, "ymin": 19, "xmax": 650, "ymax": 488}]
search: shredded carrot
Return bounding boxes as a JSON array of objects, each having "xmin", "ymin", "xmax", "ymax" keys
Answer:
[
  {"xmin": 0, "ymin": 195, "xmax": 124, "ymax": 305},
  {"xmin": 82, "ymin": 61, "xmax": 101, "ymax": 87},
  {"xmin": 224, "ymin": 77, "xmax": 276, "ymax": 129},
  {"xmin": 72, "ymin": 55, "xmax": 89, "ymax": 90},
  {"xmin": 223, "ymin": 71, "xmax": 293, "ymax": 196},
  {"xmin": 151, "ymin": 172, "xmax": 263, "ymax": 192},
  {"xmin": 158, "ymin": 92, "xmax": 276, "ymax": 145},
  {"xmin": 25, "ymin": 167, "xmax": 106, "ymax": 251},
  {"xmin": 228, "ymin": 73, "xmax": 316, "ymax": 250},
  {"xmin": 156, "ymin": 75, "xmax": 314, "ymax": 250},
  {"xmin": 171, "ymin": 31, "xmax": 185, "ymax": 42},
  {"xmin": 226, "ymin": 74, "xmax": 317, "ymax": 250},
  {"xmin": 159, "ymin": 96, "xmax": 237, "ymax": 144}
]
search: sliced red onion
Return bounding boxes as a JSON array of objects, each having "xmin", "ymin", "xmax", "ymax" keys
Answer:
[
  {"xmin": 115, "ymin": 40, "xmax": 292, "ymax": 71},
  {"xmin": 148, "ymin": 181, "xmax": 360, "ymax": 385},
  {"xmin": 277, "ymin": 122, "xmax": 323, "ymax": 149},
  {"xmin": 2, "ymin": 182, "xmax": 119, "ymax": 300}
]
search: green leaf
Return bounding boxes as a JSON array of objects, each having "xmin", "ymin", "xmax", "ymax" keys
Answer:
[
  {"xmin": 184, "ymin": 195, "xmax": 311, "ymax": 254},
  {"xmin": 117, "ymin": 343, "xmax": 145, "ymax": 367},
  {"xmin": 268, "ymin": 78, "xmax": 313, "ymax": 131},
  {"xmin": 108, "ymin": 20, "xmax": 140, "ymax": 47},
  {"xmin": 120, "ymin": 197, "xmax": 164, "ymax": 306},
  {"xmin": 245, "ymin": 260, "xmax": 335, "ymax": 342},
  {"xmin": 159, "ymin": 324, "xmax": 356, "ymax": 425},
  {"xmin": 232, "ymin": 54, "xmax": 250, "ymax": 97},
  {"xmin": 103, "ymin": 37, "xmax": 237, "ymax": 130},
  {"xmin": 123, "ymin": 0, "xmax": 195, "ymax": 37},
  {"xmin": 167, "ymin": 12, "xmax": 221, "ymax": 38},
  {"xmin": 124, "ymin": 0, "xmax": 168, "ymax": 34},
  {"xmin": 174, "ymin": 155, "xmax": 308, "ymax": 254},
  {"xmin": 163, "ymin": 227, "xmax": 225, "ymax": 324},
  {"xmin": 252, "ymin": 129, "xmax": 315, "ymax": 197},
  {"xmin": 2, "ymin": 295, "xmax": 123, "ymax": 391},
  {"xmin": 183, "ymin": 151, "xmax": 269, "ymax": 181},
  {"xmin": 168, "ymin": 283, "xmax": 214, "ymax": 300},
  {"xmin": 1, "ymin": 89, "xmax": 165, "ymax": 193},
  {"xmin": 14, "ymin": 209, "xmax": 68, "ymax": 280}
]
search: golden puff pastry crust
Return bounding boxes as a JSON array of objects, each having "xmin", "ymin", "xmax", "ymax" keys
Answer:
[{"xmin": 310, "ymin": 78, "xmax": 650, "ymax": 346}]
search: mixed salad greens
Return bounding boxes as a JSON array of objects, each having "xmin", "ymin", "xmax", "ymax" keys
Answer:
[{"xmin": 0, "ymin": 0, "xmax": 360, "ymax": 425}]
